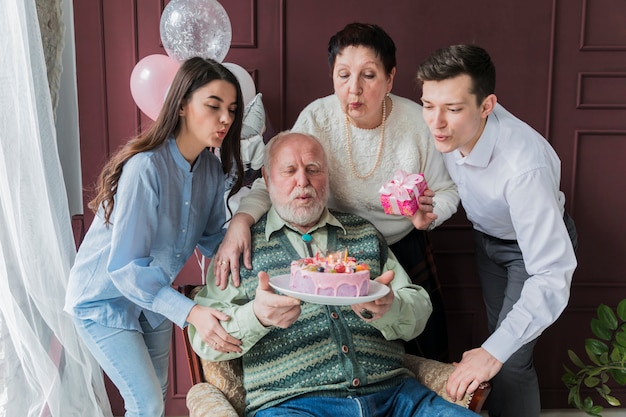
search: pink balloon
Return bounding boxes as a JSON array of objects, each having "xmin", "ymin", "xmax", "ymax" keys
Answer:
[{"xmin": 130, "ymin": 54, "xmax": 180, "ymax": 120}]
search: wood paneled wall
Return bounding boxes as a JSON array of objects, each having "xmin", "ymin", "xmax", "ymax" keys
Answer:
[{"xmin": 72, "ymin": 1, "xmax": 626, "ymax": 414}]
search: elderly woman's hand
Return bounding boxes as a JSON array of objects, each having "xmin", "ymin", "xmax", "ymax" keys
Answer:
[
  {"xmin": 410, "ymin": 188, "xmax": 438, "ymax": 230},
  {"xmin": 213, "ymin": 213, "xmax": 255, "ymax": 289}
]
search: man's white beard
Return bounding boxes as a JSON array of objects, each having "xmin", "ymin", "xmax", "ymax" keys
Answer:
[{"xmin": 270, "ymin": 184, "xmax": 327, "ymax": 227}]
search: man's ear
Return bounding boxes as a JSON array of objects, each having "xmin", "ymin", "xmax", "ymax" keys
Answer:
[
  {"xmin": 481, "ymin": 94, "xmax": 497, "ymax": 118},
  {"xmin": 262, "ymin": 166, "xmax": 269, "ymax": 188}
]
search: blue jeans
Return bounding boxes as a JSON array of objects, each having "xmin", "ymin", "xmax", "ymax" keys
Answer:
[
  {"xmin": 255, "ymin": 378, "xmax": 478, "ymax": 417},
  {"xmin": 73, "ymin": 314, "xmax": 172, "ymax": 417}
]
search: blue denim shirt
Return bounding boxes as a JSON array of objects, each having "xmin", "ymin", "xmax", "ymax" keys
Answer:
[{"xmin": 65, "ymin": 137, "xmax": 226, "ymax": 330}]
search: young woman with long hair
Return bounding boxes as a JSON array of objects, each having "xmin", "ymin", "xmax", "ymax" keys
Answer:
[{"xmin": 65, "ymin": 57, "xmax": 245, "ymax": 417}]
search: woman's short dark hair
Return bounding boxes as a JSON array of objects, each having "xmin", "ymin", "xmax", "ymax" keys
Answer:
[
  {"xmin": 327, "ymin": 22, "xmax": 396, "ymax": 75},
  {"xmin": 416, "ymin": 44, "xmax": 496, "ymax": 104}
]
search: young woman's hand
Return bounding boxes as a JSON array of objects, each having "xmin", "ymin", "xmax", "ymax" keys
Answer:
[{"xmin": 186, "ymin": 304, "xmax": 242, "ymax": 353}]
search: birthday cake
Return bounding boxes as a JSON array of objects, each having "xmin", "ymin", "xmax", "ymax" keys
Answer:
[{"xmin": 289, "ymin": 251, "xmax": 370, "ymax": 297}]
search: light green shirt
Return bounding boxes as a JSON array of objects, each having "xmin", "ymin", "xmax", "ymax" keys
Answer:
[{"xmin": 189, "ymin": 207, "xmax": 432, "ymax": 361}]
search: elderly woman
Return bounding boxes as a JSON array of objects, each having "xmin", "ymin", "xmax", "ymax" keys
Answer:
[{"xmin": 215, "ymin": 23, "xmax": 459, "ymax": 361}]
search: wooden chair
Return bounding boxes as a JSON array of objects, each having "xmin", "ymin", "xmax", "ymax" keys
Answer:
[{"xmin": 179, "ymin": 285, "xmax": 490, "ymax": 416}]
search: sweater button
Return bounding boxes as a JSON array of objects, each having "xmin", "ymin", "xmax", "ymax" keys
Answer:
[
  {"xmin": 330, "ymin": 312, "xmax": 339, "ymax": 319},
  {"xmin": 352, "ymin": 378, "xmax": 360, "ymax": 387},
  {"xmin": 341, "ymin": 345, "xmax": 349, "ymax": 353}
]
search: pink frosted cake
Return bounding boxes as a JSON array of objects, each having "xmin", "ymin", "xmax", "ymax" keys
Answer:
[{"xmin": 289, "ymin": 254, "xmax": 370, "ymax": 297}]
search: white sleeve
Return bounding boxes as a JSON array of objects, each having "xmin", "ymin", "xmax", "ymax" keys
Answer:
[
  {"xmin": 235, "ymin": 177, "xmax": 271, "ymax": 222},
  {"xmin": 481, "ymin": 167, "xmax": 576, "ymax": 362}
]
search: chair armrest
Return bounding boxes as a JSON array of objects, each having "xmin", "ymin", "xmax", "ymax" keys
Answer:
[
  {"xmin": 200, "ymin": 358, "xmax": 246, "ymax": 416},
  {"xmin": 187, "ymin": 382, "xmax": 239, "ymax": 417},
  {"xmin": 178, "ymin": 285, "xmax": 247, "ymax": 416},
  {"xmin": 403, "ymin": 354, "xmax": 490, "ymax": 412}
]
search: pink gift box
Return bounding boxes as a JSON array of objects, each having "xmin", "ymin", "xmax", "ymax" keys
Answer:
[{"xmin": 379, "ymin": 170, "xmax": 428, "ymax": 217}]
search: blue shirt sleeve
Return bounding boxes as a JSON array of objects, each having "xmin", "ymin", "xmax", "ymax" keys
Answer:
[
  {"xmin": 197, "ymin": 175, "xmax": 227, "ymax": 258},
  {"xmin": 105, "ymin": 149, "xmax": 224, "ymax": 328}
]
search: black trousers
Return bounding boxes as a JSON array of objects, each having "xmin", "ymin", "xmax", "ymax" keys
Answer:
[{"xmin": 390, "ymin": 228, "xmax": 449, "ymax": 362}]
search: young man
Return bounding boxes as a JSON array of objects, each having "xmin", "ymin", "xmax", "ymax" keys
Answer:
[
  {"xmin": 416, "ymin": 45, "xmax": 578, "ymax": 417},
  {"xmin": 189, "ymin": 132, "xmax": 478, "ymax": 417}
]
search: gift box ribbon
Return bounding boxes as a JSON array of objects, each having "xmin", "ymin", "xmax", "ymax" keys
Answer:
[{"xmin": 378, "ymin": 170, "xmax": 425, "ymax": 200}]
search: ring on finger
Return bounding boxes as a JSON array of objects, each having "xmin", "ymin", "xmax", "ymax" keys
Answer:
[
  {"xmin": 360, "ymin": 309, "xmax": 374, "ymax": 319},
  {"xmin": 219, "ymin": 260, "xmax": 227, "ymax": 265}
]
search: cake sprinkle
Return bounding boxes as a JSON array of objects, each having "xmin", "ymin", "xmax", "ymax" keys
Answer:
[{"xmin": 294, "ymin": 249, "xmax": 370, "ymax": 274}]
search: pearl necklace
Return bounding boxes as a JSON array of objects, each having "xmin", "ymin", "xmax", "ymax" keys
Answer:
[{"xmin": 344, "ymin": 96, "xmax": 387, "ymax": 180}]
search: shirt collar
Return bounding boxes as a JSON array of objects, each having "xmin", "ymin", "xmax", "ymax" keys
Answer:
[
  {"xmin": 264, "ymin": 207, "xmax": 346, "ymax": 241},
  {"xmin": 168, "ymin": 136, "xmax": 201, "ymax": 172},
  {"xmin": 454, "ymin": 106, "xmax": 500, "ymax": 168}
]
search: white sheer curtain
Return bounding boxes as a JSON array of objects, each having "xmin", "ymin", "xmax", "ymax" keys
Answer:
[{"xmin": 0, "ymin": 0, "xmax": 112, "ymax": 416}]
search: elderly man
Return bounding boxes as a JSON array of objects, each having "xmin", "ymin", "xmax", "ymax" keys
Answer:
[{"xmin": 189, "ymin": 132, "xmax": 477, "ymax": 417}]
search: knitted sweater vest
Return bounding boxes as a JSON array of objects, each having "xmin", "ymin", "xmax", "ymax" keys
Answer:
[{"xmin": 239, "ymin": 210, "xmax": 412, "ymax": 416}]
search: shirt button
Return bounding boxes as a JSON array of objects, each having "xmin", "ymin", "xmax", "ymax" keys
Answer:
[
  {"xmin": 182, "ymin": 229, "xmax": 186, "ymax": 233},
  {"xmin": 185, "ymin": 201, "xmax": 189, "ymax": 205},
  {"xmin": 341, "ymin": 345, "xmax": 349, "ymax": 354},
  {"xmin": 352, "ymin": 378, "xmax": 360, "ymax": 387},
  {"xmin": 330, "ymin": 312, "xmax": 339, "ymax": 319},
  {"xmin": 176, "ymin": 254, "xmax": 181, "ymax": 258}
]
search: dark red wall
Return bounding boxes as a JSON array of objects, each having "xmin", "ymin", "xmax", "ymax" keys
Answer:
[{"xmin": 73, "ymin": 1, "xmax": 626, "ymax": 414}]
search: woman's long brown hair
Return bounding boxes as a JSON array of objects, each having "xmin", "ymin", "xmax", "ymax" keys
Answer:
[{"xmin": 89, "ymin": 57, "xmax": 245, "ymax": 225}]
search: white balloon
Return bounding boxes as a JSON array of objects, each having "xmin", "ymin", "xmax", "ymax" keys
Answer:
[
  {"xmin": 223, "ymin": 62, "xmax": 257, "ymax": 106},
  {"xmin": 160, "ymin": 0, "xmax": 232, "ymax": 63}
]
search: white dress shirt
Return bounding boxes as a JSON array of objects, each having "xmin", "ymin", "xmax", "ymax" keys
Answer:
[{"xmin": 442, "ymin": 104, "xmax": 577, "ymax": 362}]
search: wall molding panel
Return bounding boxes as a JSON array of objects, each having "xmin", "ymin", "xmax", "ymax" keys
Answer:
[
  {"xmin": 229, "ymin": 0, "xmax": 257, "ymax": 48},
  {"xmin": 577, "ymin": 72, "xmax": 626, "ymax": 109},
  {"xmin": 580, "ymin": 0, "xmax": 626, "ymax": 50}
]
